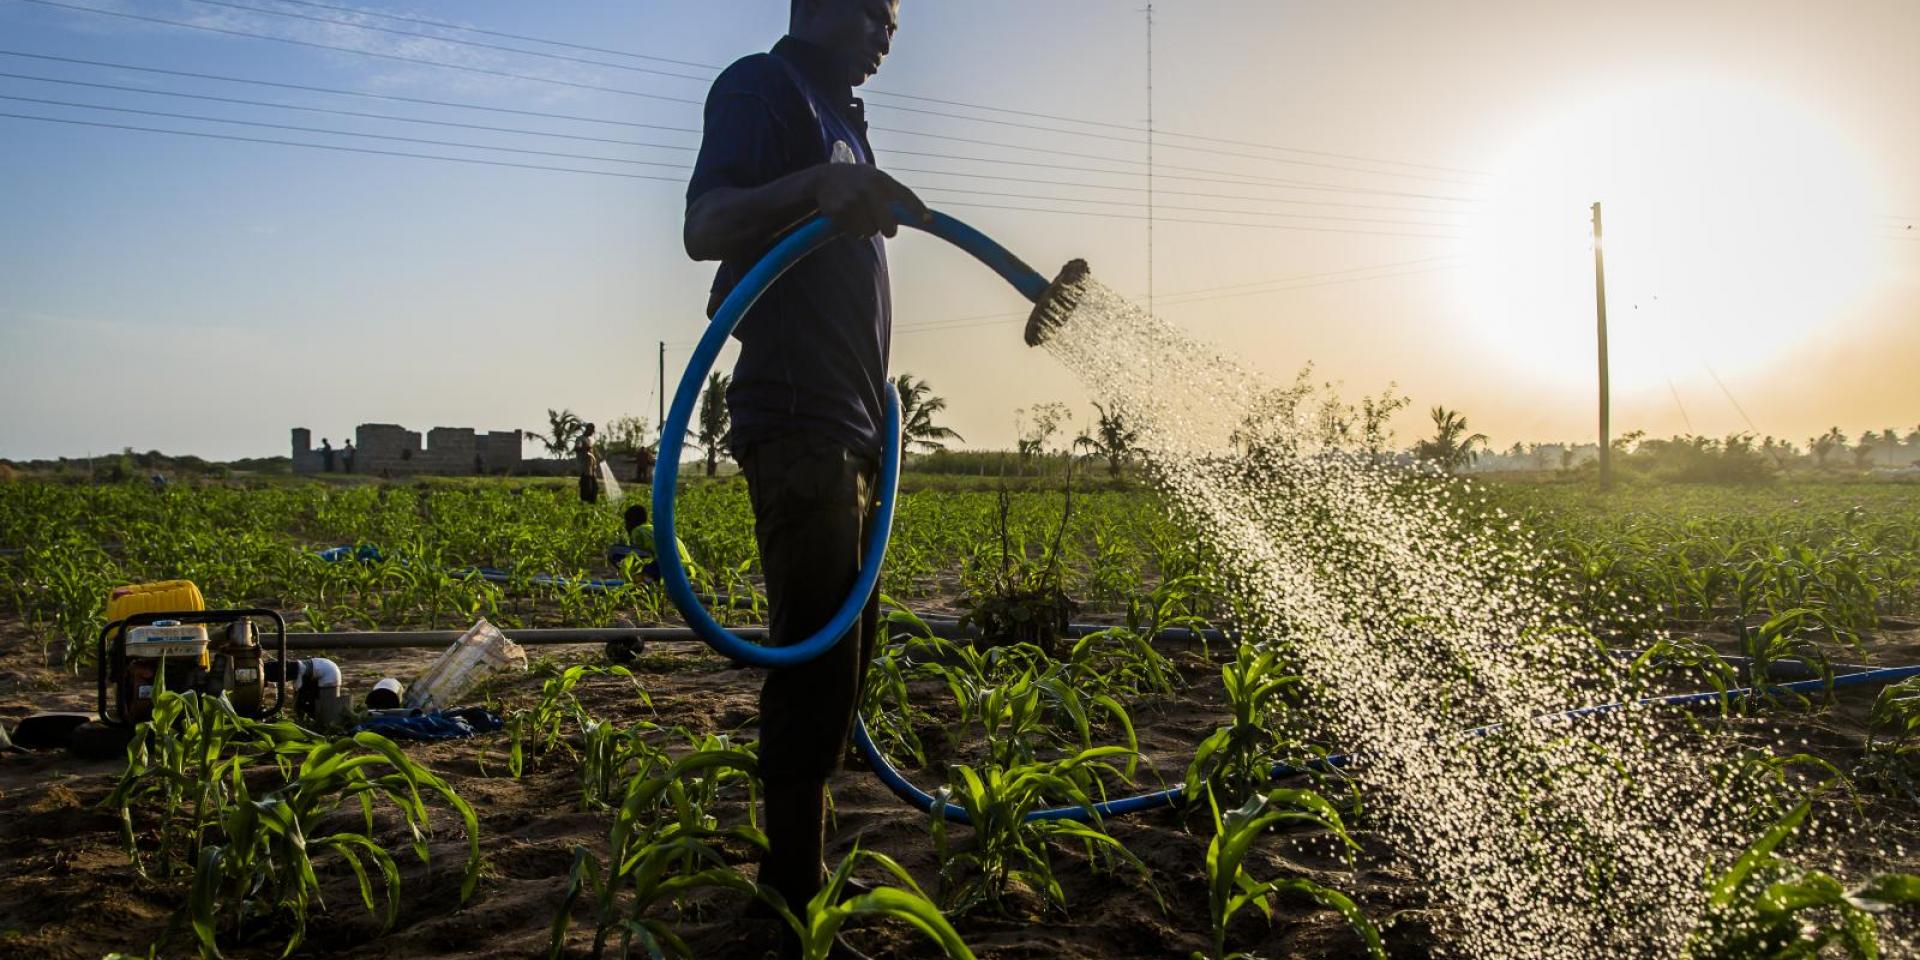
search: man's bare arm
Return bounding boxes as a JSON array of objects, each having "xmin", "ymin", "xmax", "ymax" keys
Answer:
[{"xmin": 684, "ymin": 163, "xmax": 931, "ymax": 263}]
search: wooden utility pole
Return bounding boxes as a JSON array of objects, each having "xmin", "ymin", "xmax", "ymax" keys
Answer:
[
  {"xmin": 657, "ymin": 341, "xmax": 666, "ymax": 448},
  {"xmin": 1592, "ymin": 202, "xmax": 1612, "ymax": 489}
]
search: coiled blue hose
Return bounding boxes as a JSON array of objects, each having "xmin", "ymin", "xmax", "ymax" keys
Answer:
[{"xmin": 651, "ymin": 208, "xmax": 1047, "ymax": 668}]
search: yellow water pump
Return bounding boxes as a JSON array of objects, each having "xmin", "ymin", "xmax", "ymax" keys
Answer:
[{"xmin": 96, "ymin": 580, "xmax": 287, "ymax": 725}]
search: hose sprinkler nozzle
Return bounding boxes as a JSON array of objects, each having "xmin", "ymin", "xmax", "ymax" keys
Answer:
[{"xmin": 1024, "ymin": 259, "xmax": 1091, "ymax": 347}]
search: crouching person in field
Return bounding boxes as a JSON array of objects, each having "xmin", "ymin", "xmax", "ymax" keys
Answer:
[{"xmin": 610, "ymin": 504, "xmax": 694, "ymax": 584}]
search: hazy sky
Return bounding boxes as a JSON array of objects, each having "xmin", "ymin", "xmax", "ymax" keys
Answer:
[{"xmin": 1, "ymin": 0, "xmax": 1915, "ymax": 461}]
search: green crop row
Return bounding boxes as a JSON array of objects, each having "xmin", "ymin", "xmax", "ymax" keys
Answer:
[{"xmin": 0, "ymin": 479, "xmax": 1206, "ymax": 671}]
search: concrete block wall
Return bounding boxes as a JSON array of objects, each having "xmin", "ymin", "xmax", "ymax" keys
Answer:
[
  {"xmin": 476, "ymin": 431, "xmax": 525, "ymax": 475},
  {"xmin": 351, "ymin": 424, "xmax": 422, "ymax": 475},
  {"xmin": 289, "ymin": 428, "xmax": 322, "ymax": 475},
  {"xmin": 292, "ymin": 423, "xmax": 527, "ymax": 476},
  {"xmin": 423, "ymin": 428, "xmax": 477, "ymax": 474}
]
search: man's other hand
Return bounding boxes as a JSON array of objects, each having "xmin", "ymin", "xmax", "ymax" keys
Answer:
[{"xmin": 811, "ymin": 165, "xmax": 932, "ymax": 238}]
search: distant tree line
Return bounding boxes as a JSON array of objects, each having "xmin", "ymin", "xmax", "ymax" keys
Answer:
[{"xmin": 1455, "ymin": 424, "xmax": 1920, "ymax": 482}]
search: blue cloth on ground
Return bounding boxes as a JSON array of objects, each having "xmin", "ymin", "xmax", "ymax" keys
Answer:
[{"xmin": 353, "ymin": 706, "xmax": 502, "ymax": 741}]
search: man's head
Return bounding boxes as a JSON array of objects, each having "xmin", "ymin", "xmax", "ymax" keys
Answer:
[
  {"xmin": 624, "ymin": 504, "xmax": 648, "ymax": 533},
  {"xmin": 790, "ymin": 0, "xmax": 899, "ymax": 86}
]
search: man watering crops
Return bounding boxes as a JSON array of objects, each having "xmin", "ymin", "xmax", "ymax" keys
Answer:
[{"xmin": 683, "ymin": 0, "xmax": 926, "ymax": 951}]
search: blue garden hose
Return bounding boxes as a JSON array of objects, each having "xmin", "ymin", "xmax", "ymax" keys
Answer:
[{"xmin": 651, "ymin": 208, "xmax": 1047, "ymax": 669}]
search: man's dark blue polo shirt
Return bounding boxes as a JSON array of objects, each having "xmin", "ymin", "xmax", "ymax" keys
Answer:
[{"xmin": 687, "ymin": 36, "xmax": 891, "ymax": 460}]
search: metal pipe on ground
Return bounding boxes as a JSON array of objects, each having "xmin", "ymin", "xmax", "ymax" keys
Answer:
[
  {"xmin": 283, "ymin": 627, "xmax": 741, "ymax": 651},
  {"xmin": 279, "ymin": 619, "xmax": 1226, "ymax": 651},
  {"xmin": 915, "ymin": 618, "xmax": 1227, "ymax": 644}
]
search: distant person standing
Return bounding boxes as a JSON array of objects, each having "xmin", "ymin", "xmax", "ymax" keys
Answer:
[
  {"xmin": 574, "ymin": 423, "xmax": 601, "ymax": 504},
  {"xmin": 320, "ymin": 438, "xmax": 335, "ymax": 473},
  {"xmin": 633, "ymin": 444, "xmax": 656, "ymax": 486},
  {"xmin": 342, "ymin": 439, "xmax": 356, "ymax": 473}
]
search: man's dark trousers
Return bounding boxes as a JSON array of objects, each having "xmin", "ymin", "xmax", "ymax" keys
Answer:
[{"xmin": 738, "ymin": 431, "xmax": 880, "ymax": 900}]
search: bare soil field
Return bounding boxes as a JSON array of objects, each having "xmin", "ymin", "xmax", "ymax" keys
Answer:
[{"xmin": 3, "ymin": 621, "xmax": 1918, "ymax": 960}]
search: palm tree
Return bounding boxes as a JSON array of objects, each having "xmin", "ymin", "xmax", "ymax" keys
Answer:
[
  {"xmin": 696, "ymin": 372, "xmax": 731, "ymax": 477},
  {"xmin": 1074, "ymin": 401, "xmax": 1138, "ymax": 478},
  {"xmin": 1412, "ymin": 406, "xmax": 1488, "ymax": 472},
  {"xmin": 1853, "ymin": 430, "xmax": 1878, "ymax": 469},
  {"xmin": 532, "ymin": 408, "xmax": 583, "ymax": 458},
  {"xmin": 893, "ymin": 373, "xmax": 963, "ymax": 452},
  {"xmin": 1809, "ymin": 427, "xmax": 1847, "ymax": 467}
]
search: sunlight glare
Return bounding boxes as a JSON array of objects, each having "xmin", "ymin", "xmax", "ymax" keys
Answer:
[{"xmin": 1455, "ymin": 76, "xmax": 1886, "ymax": 394}]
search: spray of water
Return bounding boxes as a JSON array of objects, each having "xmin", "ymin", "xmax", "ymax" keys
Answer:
[{"xmin": 1038, "ymin": 275, "xmax": 1823, "ymax": 958}]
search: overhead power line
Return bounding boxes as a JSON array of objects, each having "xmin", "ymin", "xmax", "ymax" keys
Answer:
[
  {"xmin": 0, "ymin": 70, "xmax": 702, "ymax": 150},
  {"xmin": 912, "ymin": 197, "xmax": 1465, "ymax": 239},
  {"xmin": 0, "ymin": 48, "xmax": 703, "ymax": 133},
  {"xmin": 0, "ymin": 43, "xmax": 1482, "ymax": 207},
  {"xmin": 42, "ymin": 0, "xmax": 1487, "ymax": 196},
  {"xmin": 24, "ymin": 0, "xmax": 1491, "ymax": 201},
  {"xmin": 0, "ymin": 65, "xmax": 1472, "ymax": 220},
  {"xmin": 891, "ymin": 161, "xmax": 1472, "ymax": 217},
  {"xmin": 0, "ymin": 109, "xmax": 1467, "ymax": 240},
  {"xmin": 0, "ymin": 109, "xmax": 688, "ymax": 181},
  {"xmin": 872, "ymin": 85, "xmax": 1491, "ymax": 179},
  {"xmin": 150, "ymin": 0, "xmax": 1476, "ymax": 201},
  {"xmin": 883, "ymin": 94, "xmax": 1486, "ymax": 186},
  {"xmin": 0, "ymin": 89, "xmax": 1465, "ymax": 231},
  {"xmin": 174, "ymin": 0, "xmax": 1490, "ymax": 182},
  {"xmin": 0, "ymin": 92, "xmax": 690, "ymax": 169},
  {"xmin": 1702, "ymin": 363, "xmax": 1759, "ymax": 434},
  {"xmin": 261, "ymin": 0, "xmax": 1487, "ymax": 177},
  {"xmin": 871, "ymin": 125, "xmax": 1484, "ymax": 201},
  {"xmin": 914, "ymin": 183, "xmax": 1462, "ymax": 232}
]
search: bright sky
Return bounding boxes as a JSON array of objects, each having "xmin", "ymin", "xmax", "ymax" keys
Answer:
[{"xmin": 1, "ymin": 0, "xmax": 1915, "ymax": 461}]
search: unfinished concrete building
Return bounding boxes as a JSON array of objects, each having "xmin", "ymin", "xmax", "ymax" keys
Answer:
[{"xmin": 292, "ymin": 425, "xmax": 526, "ymax": 476}]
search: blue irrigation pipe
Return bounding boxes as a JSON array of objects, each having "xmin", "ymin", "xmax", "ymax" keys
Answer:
[
  {"xmin": 855, "ymin": 662, "xmax": 1920, "ymax": 826},
  {"xmin": 651, "ymin": 207, "xmax": 1048, "ymax": 668}
]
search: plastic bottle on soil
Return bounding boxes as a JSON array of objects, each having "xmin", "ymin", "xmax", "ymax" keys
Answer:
[{"xmin": 405, "ymin": 619, "xmax": 527, "ymax": 712}]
